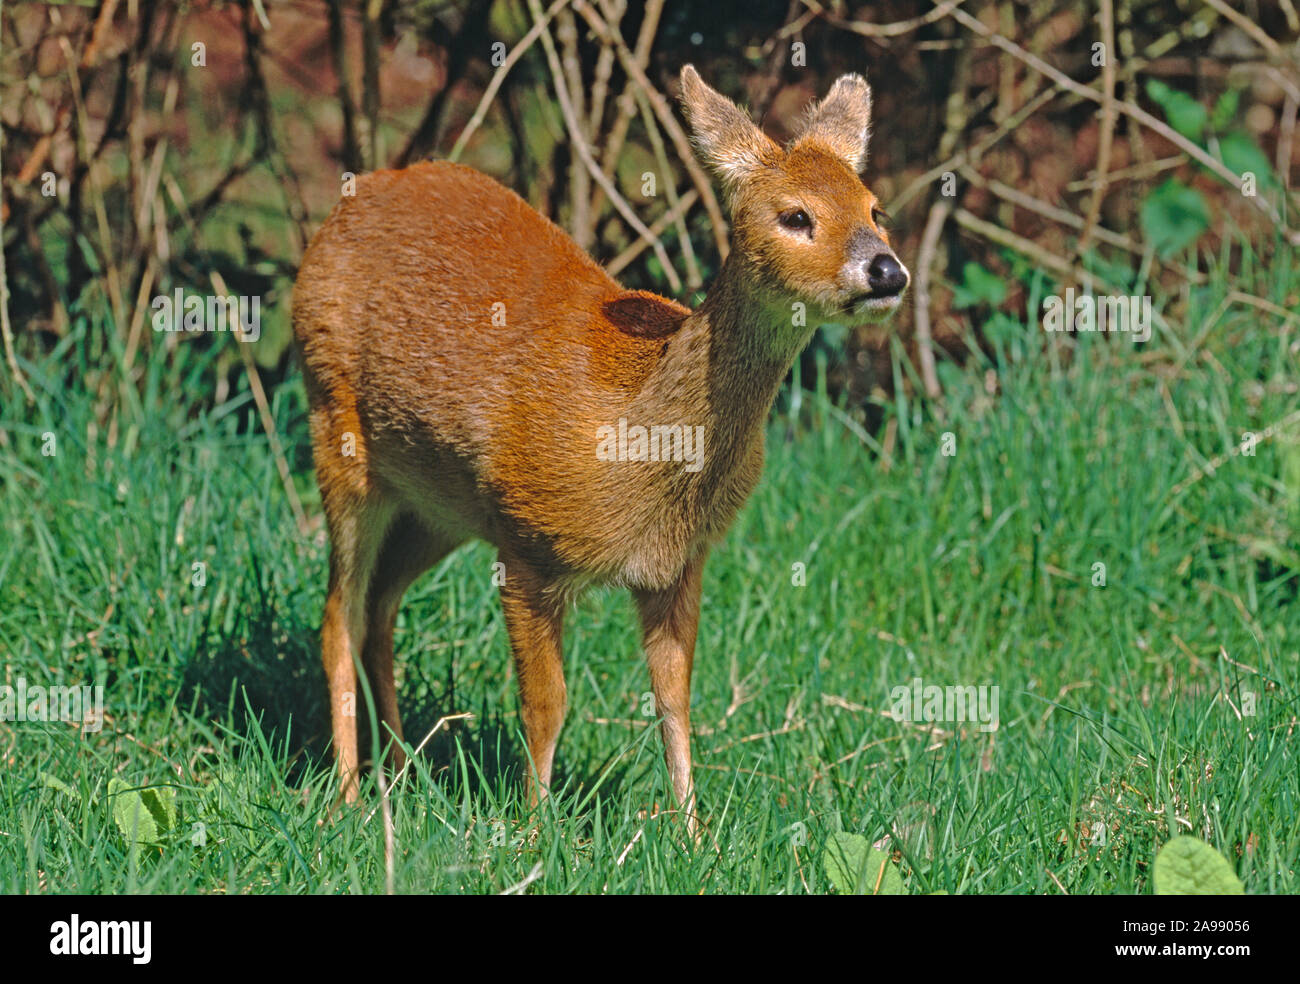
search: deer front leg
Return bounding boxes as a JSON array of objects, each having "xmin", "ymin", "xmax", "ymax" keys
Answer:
[
  {"xmin": 633, "ymin": 553, "xmax": 705, "ymax": 828},
  {"xmin": 498, "ymin": 552, "xmax": 568, "ymax": 802}
]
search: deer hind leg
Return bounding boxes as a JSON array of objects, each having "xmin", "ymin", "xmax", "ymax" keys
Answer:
[
  {"xmin": 633, "ymin": 553, "xmax": 705, "ymax": 829},
  {"xmin": 361, "ymin": 513, "xmax": 459, "ymax": 778},
  {"xmin": 320, "ymin": 486, "xmax": 393, "ymax": 805},
  {"xmin": 497, "ymin": 552, "xmax": 568, "ymax": 803}
]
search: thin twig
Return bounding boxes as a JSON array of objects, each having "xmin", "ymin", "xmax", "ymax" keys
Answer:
[
  {"xmin": 1168, "ymin": 406, "xmax": 1300, "ymax": 498},
  {"xmin": 952, "ymin": 207, "xmax": 1107, "ymax": 293},
  {"xmin": 500, "ymin": 862, "xmax": 544, "ymax": 894},
  {"xmin": 379, "ymin": 763, "xmax": 395, "ymax": 894},
  {"xmin": 752, "ymin": 1, "xmax": 802, "ymax": 119},
  {"xmin": 209, "ymin": 270, "xmax": 310, "ymax": 536},
  {"xmin": 590, "ymin": 0, "xmax": 664, "ymax": 223},
  {"xmin": 573, "ymin": 0, "xmax": 730, "ymax": 260},
  {"xmin": 527, "ymin": 0, "xmax": 682, "ymax": 293},
  {"xmin": 946, "ymin": 5, "xmax": 1292, "ymax": 234},
  {"xmin": 1280, "ymin": 0, "xmax": 1300, "ymax": 32},
  {"xmin": 913, "ymin": 200, "xmax": 950, "ymax": 400},
  {"xmin": 634, "ymin": 87, "xmax": 701, "ymax": 287},
  {"xmin": 1201, "ymin": 0, "xmax": 1281, "ymax": 58},
  {"xmin": 448, "ymin": 0, "xmax": 571, "ymax": 162},
  {"xmin": 58, "ymin": 35, "xmax": 126, "ymax": 334},
  {"xmin": 557, "ymin": 6, "xmax": 591, "ymax": 247},
  {"xmin": 1225, "ymin": 290, "xmax": 1300, "ymax": 326},
  {"xmin": 890, "ymin": 83, "xmax": 1060, "ymax": 213},
  {"xmin": 1279, "ymin": 91, "xmax": 1297, "ymax": 193},
  {"xmin": 959, "ymin": 166, "xmax": 1155, "ymax": 261},
  {"xmin": 362, "ymin": 0, "xmax": 383, "ymax": 169},
  {"xmin": 1076, "ymin": 0, "xmax": 1116, "ymax": 258},
  {"xmin": 376, "ymin": 712, "xmax": 475, "ymax": 804},
  {"xmin": 1065, "ymin": 154, "xmax": 1185, "ymax": 192},
  {"xmin": 587, "ymin": 0, "xmax": 623, "ymax": 140},
  {"xmin": 799, "ymin": 0, "xmax": 968, "ymax": 38},
  {"xmin": 0, "ymin": 0, "xmax": 34, "ymax": 401},
  {"xmin": 775, "ymin": 1, "xmax": 819, "ymax": 42},
  {"xmin": 124, "ymin": 72, "xmax": 180, "ymax": 374},
  {"xmin": 325, "ymin": 0, "xmax": 363, "ymax": 174},
  {"xmin": 605, "ymin": 188, "xmax": 699, "ymax": 277}
]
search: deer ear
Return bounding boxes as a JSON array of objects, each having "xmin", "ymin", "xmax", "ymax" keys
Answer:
[
  {"xmin": 680, "ymin": 65, "xmax": 780, "ymax": 198},
  {"xmin": 795, "ymin": 73, "xmax": 873, "ymax": 172}
]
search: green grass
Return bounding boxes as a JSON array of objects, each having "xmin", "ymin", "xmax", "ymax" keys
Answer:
[{"xmin": 1, "ymin": 247, "xmax": 1297, "ymax": 894}]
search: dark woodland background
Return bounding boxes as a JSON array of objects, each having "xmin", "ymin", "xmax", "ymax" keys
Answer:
[{"xmin": 0, "ymin": 0, "xmax": 1297, "ymax": 414}]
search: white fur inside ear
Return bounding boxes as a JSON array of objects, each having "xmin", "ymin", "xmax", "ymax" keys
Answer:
[{"xmin": 708, "ymin": 146, "xmax": 768, "ymax": 192}]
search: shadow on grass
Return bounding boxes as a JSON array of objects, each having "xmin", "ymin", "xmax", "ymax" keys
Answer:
[
  {"xmin": 180, "ymin": 568, "xmax": 332, "ymax": 786},
  {"xmin": 178, "ymin": 559, "xmax": 545, "ymax": 801}
]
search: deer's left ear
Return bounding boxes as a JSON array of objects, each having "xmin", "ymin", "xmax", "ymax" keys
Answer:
[{"xmin": 794, "ymin": 73, "xmax": 873, "ymax": 172}]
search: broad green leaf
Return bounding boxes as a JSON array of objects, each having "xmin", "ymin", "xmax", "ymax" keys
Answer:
[
  {"xmin": 39, "ymin": 772, "xmax": 79, "ymax": 801},
  {"xmin": 1140, "ymin": 179, "xmax": 1210, "ymax": 259},
  {"xmin": 823, "ymin": 832, "xmax": 906, "ymax": 895},
  {"xmin": 109, "ymin": 777, "xmax": 157, "ymax": 846},
  {"xmin": 108, "ymin": 778, "xmax": 177, "ymax": 847},
  {"xmin": 1153, "ymin": 836, "xmax": 1244, "ymax": 895},
  {"xmin": 1145, "ymin": 79, "xmax": 1207, "ymax": 142},
  {"xmin": 952, "ymin": 261, "xmax": 1007, "ymax": 309},
  {"xmin": 144, "ymin": 785, "xmax": 178, "ymax": 836},
  {"xmin": 1211, "ymin": 89, "xmax": 1241, "ymax": 133},
  {"xmin": 1218, "ymin": 132, "xmax": 1278, "ymax": 192}
]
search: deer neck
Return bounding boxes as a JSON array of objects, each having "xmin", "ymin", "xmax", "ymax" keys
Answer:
[{"xmin": 631, "ymin": 255, "xmax": 813, "ymax": 483}]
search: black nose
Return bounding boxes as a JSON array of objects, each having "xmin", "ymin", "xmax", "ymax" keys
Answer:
[{"xmin": 868, "ymin": 254, "xmax": 907, "ymax": 296}]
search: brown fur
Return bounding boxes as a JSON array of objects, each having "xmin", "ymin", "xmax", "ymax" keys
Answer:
[{"xmin": 293, "ymin": 66, "xmax": 908, "ymax": 824}]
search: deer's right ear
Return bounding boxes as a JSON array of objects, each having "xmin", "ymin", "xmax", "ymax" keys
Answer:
[{"xmin": 679, "ymin": 65, "xmax": 779, "ymax": 198}]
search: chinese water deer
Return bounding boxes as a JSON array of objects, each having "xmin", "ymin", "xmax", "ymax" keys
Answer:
[{"xmin": 293, "ymin": 65, "xmax": 908, "ymax": 823}]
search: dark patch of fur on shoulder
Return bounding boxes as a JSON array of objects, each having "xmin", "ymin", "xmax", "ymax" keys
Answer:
[{"xmin": 602, "ymin": 292, "xmax": 689, "ymax": 340}]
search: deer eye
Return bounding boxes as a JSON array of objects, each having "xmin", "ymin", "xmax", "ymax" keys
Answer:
[
  {"xmin": 779, "ymin": 208, "xmax": 813, "ymax": 232},
  {"xmin": 872, "ymin": 207, "xmax": 890, "ymax": 227}
]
